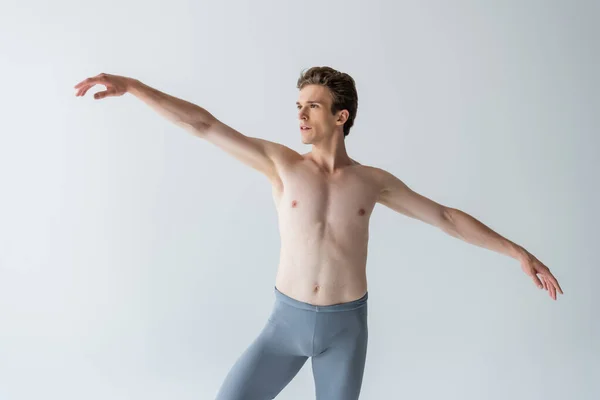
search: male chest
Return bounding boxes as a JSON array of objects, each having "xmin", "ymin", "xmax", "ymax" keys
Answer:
[{"xmin": 276, "ymin": 166, "xmax": 379, "ymax": 229}]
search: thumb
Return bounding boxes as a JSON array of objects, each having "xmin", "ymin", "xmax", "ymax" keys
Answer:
[{"xmin": 94, "ymin": 88, "xmax": 116, "ymax": 99}]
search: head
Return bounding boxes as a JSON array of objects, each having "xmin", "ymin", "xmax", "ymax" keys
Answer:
[{"xmin": 296, "ymin": 66, "xmax": 358, "ymax": 144}]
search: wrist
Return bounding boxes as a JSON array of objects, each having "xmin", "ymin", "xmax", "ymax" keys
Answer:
[
  {"xmin": 126, "ymin": 78, "xmax": 142, "ymax": 95},
  {"xmin": 511, "ymin": 244, "xmax": 528, "ymax": 262}
]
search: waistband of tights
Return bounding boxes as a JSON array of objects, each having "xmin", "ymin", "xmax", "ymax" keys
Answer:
[{"xmin": 273, "ymin": 285, "xmax": 368, "ymax": 312}]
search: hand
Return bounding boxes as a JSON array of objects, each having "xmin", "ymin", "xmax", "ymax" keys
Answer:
[
  {"xmin": 519, "ymin": 251, "xmax": 563, "ymax": 300},
  {"xmin": 74, "ymin": 73, "xmax": 134, "ymax": 99}
]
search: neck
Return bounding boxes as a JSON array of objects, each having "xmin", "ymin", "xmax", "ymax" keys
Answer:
[{"xmin": 309, "ymin": 130, "xmax": 352, "ymax": 174}]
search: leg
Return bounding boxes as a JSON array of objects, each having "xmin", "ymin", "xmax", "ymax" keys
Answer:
[
  {"xmin": 311, "ymin": 308, "xmax": 369, "ymax": 400},
  {"xmin": 215, "ymin": 321, "xmax": 308, "ymax": 400}
]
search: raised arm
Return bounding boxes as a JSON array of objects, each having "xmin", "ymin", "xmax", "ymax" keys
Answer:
[
  {"xmin": 196, "ymin": 118, "xmax": 298, "ymax": 188},
  {"xmin": 74, "ymin": 73, "xmax": 300, "ymax": 188},
  {"xmin": 374, "ymin": 167, "xmax": 563, "ymax": 300}
]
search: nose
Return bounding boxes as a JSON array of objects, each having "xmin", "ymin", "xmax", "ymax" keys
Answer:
[{"xmin": 298, "ymin": 106, "xmax": 308, "ymax": 120}]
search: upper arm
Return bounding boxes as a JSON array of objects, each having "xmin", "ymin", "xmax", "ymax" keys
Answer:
[
  {"xmin": 199, "ymin": 119, "xmax": 300, "ymax": 188},
  {"xmin": 375, "ymin": 168, "xmax": 450, "ymax": 228}
]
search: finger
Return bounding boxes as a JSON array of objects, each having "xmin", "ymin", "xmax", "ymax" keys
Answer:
[
  {"xmin": 532, "ymin": 275, "xmax": 543, "ymax": 289},
  {"xmin": 74, "ymin": 77, "xmax": 96, "ymax": 89},
  {"xmin": 548, "ymin": 274, "xmax": 564, "ymax": 295},
  {"xmin": 74, "ymin": 79, "xmax": 87, "ymax": 89},
  {"xmin": 76, "ymin": 86, "xmax": 88, "ymax": 96},
  {"xmin": 81, "ymin": 83, "xmax": 105, "ymax": 97},
  {"xmin": 551, "ymin": 281, "xmax": 561, "ymax": 299},
  {"xmin": 74, "ymin": 75, "xmax": 106, "ymax": 89},
  {"xmin": 81, "ymin": 85, "xmax": 96, "ymax": 97},
  {"xmin": 541, "ymin": 270, "xmax": 563, "ymax": 296},
  {"xmin": 541, "ymin": 276, "xmax": 548, "ymax": 291},
  {"xmin": 75, "ymin": 84, "xmax": 94, "ymax": 97},
  {"xmin": 94, "ymin": 88, "xmax": 116, "ymax": 99},
  {"xmin": 544, "ymin": 277, "xmax": 556, "ymax": 300}
]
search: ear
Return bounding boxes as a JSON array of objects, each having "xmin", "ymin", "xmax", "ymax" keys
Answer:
[{"xmin": 335, "ymin": 109, "xmax": 349, "ymax": 126}]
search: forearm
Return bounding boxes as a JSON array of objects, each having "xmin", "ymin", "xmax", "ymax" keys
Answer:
[
  {"xmin": 442, "ymin": 207, "xmax": 526, "ymax": 261},
  {"xmin": 127, "ymin": 79, "xmax": 217, "ymax": 134}
]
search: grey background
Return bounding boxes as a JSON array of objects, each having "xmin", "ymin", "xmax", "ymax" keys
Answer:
[{"xmin": 0, "ymin": 0, "xmax": 597, "ymax": 399}]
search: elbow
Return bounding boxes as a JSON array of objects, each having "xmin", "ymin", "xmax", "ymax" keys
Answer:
[
  {"xmin": 442, "ymin": 207, "xmax": 455, "ymax": 224},
  {"xmin": 440, "ymin": 207, "xmax": 458, "ymax": 235},
  {"xmin": 191, "ymin": 116, "xmax": 218, "ymax": 138}
]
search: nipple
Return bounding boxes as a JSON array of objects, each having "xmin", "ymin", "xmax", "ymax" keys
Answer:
[
  {"xmin": 291, "ymin": 200, "xmax": 298, "ymax": 208},
  {"xmin": 358, "ymin": 208, "xmax": 365, "ymax": 216}
]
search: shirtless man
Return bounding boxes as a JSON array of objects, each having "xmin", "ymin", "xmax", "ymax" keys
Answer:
[{"xmin": 74, "ymin": 66, "xmax": 563, "ymax": 399}]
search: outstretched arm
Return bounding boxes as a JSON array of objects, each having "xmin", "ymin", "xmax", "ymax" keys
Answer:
[
  {"xmin": 375, "ymin": 168, "xmax": 563, "ymax": 300},
  {"xmin": 74, "ymin": 73, "xmax": 300, "ymax": 189}
]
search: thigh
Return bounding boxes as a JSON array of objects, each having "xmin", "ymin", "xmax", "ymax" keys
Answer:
[
  {"xmin": 311, "ymin": 311, "xmax": 369, "ymax": 400},
  {"xmin": 215, "ymin": 321, "xmax": 308, "ymax": 400}
]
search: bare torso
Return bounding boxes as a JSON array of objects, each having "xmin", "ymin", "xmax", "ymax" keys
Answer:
[{"xmin": 271, "ymin": 153, "xmax": 382, "ymax": 306}]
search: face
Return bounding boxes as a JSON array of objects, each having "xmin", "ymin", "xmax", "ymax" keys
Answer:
[{"xmin": 296, "ymin": 84, "xmax": 348, "ymax": 144}]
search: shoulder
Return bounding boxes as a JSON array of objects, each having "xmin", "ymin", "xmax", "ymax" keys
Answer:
[
  {"xmin": 347, "ymin": 162, "xmax": 398, "ymax": 197},
  {"xmin": 264, "ymin": 141, "xmax": 304, "ymax": 170},
  {"xmin": 349, "ymin": 161, "xmax": 393, "ymax": 184}
]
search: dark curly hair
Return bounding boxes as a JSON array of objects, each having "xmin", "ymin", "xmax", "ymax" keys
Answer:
[{"xmin": 296, "ymin": 66, "xmax": 358, "ymax": 138}]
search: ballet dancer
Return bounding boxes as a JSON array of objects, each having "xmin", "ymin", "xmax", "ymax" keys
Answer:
[{"xmin": 74, "ymin": 66, "xmax": 563, "ymax": 400}]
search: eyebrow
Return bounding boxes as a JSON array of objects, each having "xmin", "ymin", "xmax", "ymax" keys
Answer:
[{"xmin": 296, "ymin": 101, "xmax": 321, "ymax": 105}]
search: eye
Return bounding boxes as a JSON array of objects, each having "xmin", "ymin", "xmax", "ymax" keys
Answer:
[{"xmin": 311, "ymin": 104, "xmax": 318, "ymax": 108}]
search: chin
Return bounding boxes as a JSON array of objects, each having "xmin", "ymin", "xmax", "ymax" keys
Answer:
[{"xmin": 300, "ymin": 134, "xmax": 313, "ymax": 144}]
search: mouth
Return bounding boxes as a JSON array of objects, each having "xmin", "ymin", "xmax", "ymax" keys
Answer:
[{"xmin": 300, "ymin": 126, "xmax": 312, "ymax": 131}]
